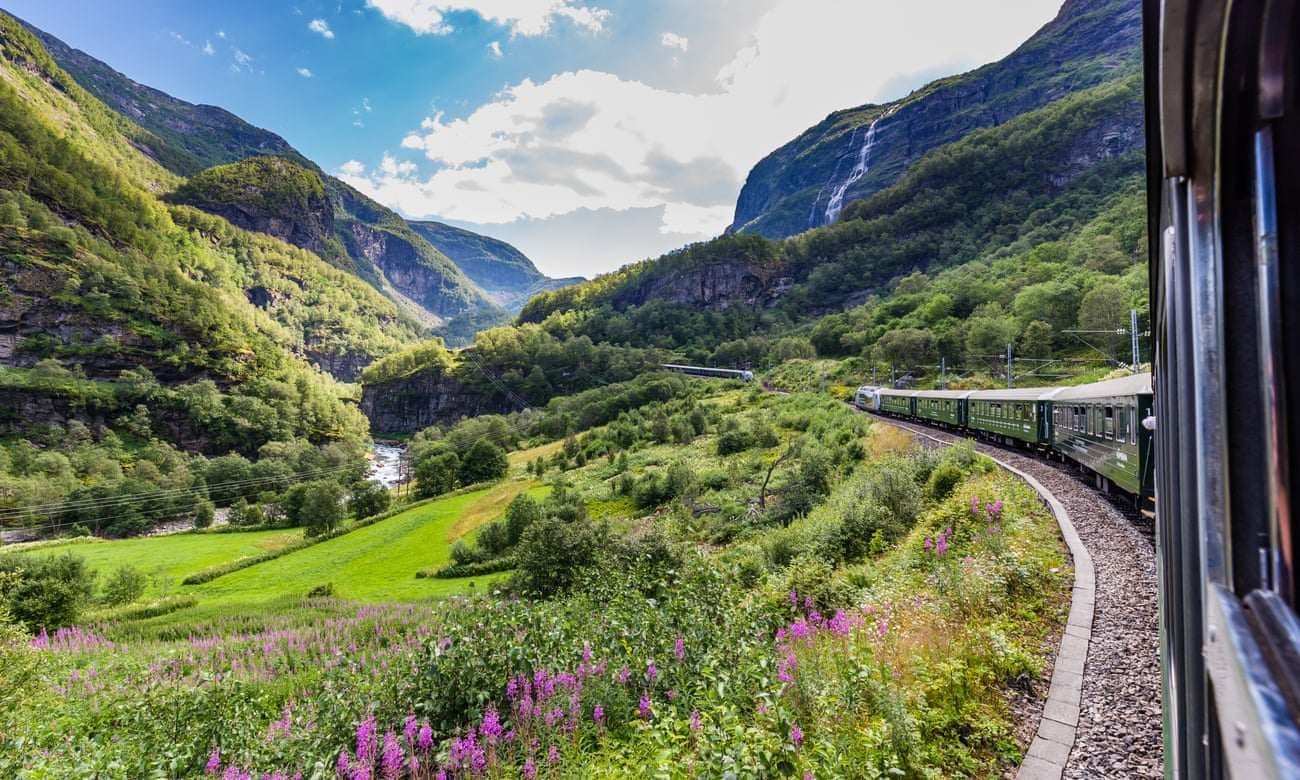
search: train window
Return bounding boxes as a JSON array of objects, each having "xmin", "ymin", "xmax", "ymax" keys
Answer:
[
  {"xmin": 1130, "ymin": 404, "xmax": 1137, "ymax": 444},
  {"xmin": 1104, "ymin": 406, "xmax": 1115, "ymax": 440},
  {"xmin": 1117, "ymin": 406, "xmax": 1128, "ymax": 442}
]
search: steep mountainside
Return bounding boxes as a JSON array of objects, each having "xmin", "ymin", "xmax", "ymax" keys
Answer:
[
  {"xmin": 22, "ymin": 19, "xmax": 310, "ymax": 177},
  {"xmin": 19, "ymin": 13, "xmax": 504, "ymax": 326},
  {"xmin": 731, "ymin": 0, "xmax": 1141, "ymax": 238},
  {"xmin": 0, "ymin": 12, "xmax": 416, "ymax": 449},
  {"xmin": 408, "ymin": 220, "xmax": 583, "ymax": 312}
]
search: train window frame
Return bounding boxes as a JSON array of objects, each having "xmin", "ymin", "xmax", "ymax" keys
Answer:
[
  {"xmin": 1130, "ymin": 404, "xmax": 1137, "ymax": 444},
  {"xmin": 1104, "ymin": 405, "xmax": 1116, "ymax": 440}
]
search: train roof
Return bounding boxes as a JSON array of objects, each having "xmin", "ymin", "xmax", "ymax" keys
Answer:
[
  {"xmin": 966, "ymin": 386, "xmax": 1067, "ymax": 402},
  {"xmin": 911, "ymin": 389, "xmax": 977, "ymax": 399},
  {"xmin": 1052, "ymin": 372, "xmax": 1153, "ymax": 400},
  {"xmin": 878, "ymin": 388, "xmax": 919, "ymax": 396}
]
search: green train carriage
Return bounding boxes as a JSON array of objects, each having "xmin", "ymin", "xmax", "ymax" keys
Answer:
[
  {"xmin": 964, "ymin": 386, "xmax": 1063, "ymax": 447},
  {"xmin": 1050, "ymin": 373, "xmax": 1154, "ymax": 500}
]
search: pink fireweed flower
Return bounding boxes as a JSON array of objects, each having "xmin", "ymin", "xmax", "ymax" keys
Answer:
[
  {"xmin": 639, "ymin": 695, "xmax": 652, "ymax": 718},
  {"xmin": 690, "ymin": 710, "xmax": 701, "ymax": 731},
  {"xmin": 335, "ymin": 751, "xmax": 350, "ymax": 778},
  {"xmin": 355, "ymin": 713, "xmax": 378, "ymax": 767},
  {"xmin": 548, "ymin": 745, "xmax": 560, "ymax": 765},
  {"xmin": 380, "ymin": 732, "xmax": 403, "ymax": 780},
  {"xmin": 674, "ymin": 635, "xmax": 685, "ymax": 663},
  {"xmin": 789, "ymin": 589, "xmax": 798, "ymax": 605},
  {"xmin": 206, "ymin": 748, "xmax": 221, "ymax": 775},
  {"xmin": 972, "ymin": 494, "xmax": 979, "ymax": 515},
  {"xmin": 480, "ymin": 706, "xmax": 503, "ymax": 742},
  {"xmin": 593, "ymin": 704, "xmax": 605, "ymax": 725},
  {"xmin": 404, "ymin": 714, "xmax": 418, "ymax": 748},
  {"xmin": 523, "ymin": 759, "xmax": 536, "ymax": 778},
  {"xmin": 417, "ymin": 723, "xmax": 433, "ymax": 754},
  {"xmin": 647, "ymin": 661, "xmax": 657, "ymax": 686},
  {"xmin": 616, "ymin": 665, "xmax": 631, "ymax": 685},
  {"xmin": 791, "ymin": 724, "xmax": 804, "ymax": 750},
  {"xmin": 925, "ymin": 537, "xmax": 933, "ymax": 552},
  {"xmin": 936, "ymin": 535, "xmax": 947, "ymax": 556}
]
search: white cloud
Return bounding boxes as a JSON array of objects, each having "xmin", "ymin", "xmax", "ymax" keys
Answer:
[
  {"xmin": 487, "ymin": 40, "xmax": 503, "ymax": 58},
  {"xmin": 234, "ymin": 49, "xmax": 252, "ymax": 66},
  {"xmin": 309, "ymin": 19, "xmax": 336, "ymax": 39},
  {"xmin": 340, "ymin": 160, "xmax": 367, "ymax": 177},
  {"xmin": 661, "ymin": 32, "xmax": 688, "ymax": 53},
  {"xmin": 345, "ymin": 0, "xmax": 1062, "ymax": 274},
  {"xmin": 203, "ymin": 40, "xmax": 215, "ymax": 56},
  {"xmin": 365, "ymin": 0, "xmax": 610, "ymax": 37},
  {"xmin": 298, "ymin": 67, "xmax": 314, "ymax": 77}
]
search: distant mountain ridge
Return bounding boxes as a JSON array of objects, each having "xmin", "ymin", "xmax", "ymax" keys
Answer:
[
  {"xmin": 408, "ymin": 220, "xmax": 584, "ymax": 313},
  {"xmin": 18, "ymin": 14, "xmax": 578, "ymax": 327},
  {"xmin": 730, "ymin": 0, "xmax": 1142, "ymax": 239}
]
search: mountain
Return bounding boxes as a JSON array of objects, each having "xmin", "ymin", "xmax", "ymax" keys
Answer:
[
  {"xmin": 19, "ymin": 14, "xmax": 504, "ymax": 327},
  {"xmin": 0, "ymin": 11, "xmax": 422, "ymax": 451},
  {"xmin": 408, "ymin": 220, "xmax": 584, "ymax": 313},
  {"xmin": 730, "ymin": 0, "xmax": 1142, "ymax": 239}
]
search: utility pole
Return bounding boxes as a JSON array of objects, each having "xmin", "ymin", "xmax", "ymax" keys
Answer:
[
  {"xmin": 1006, "ymin": 343, "xmax": 1013, "ymax": 389},
  {"xmin": 941, "ymin": 357, "xmax": 947, "ymax": 390},
  {"xmin": 820, "ymin": 362, "xmax": 826, "ymax": 394},
  {"xmin": 1131, "ymin": 309, "xmax": 1139, "ymax": 373}
]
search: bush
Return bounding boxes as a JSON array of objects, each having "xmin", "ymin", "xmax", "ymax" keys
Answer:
[
  {"xmin": 926, "ymin": 462, "xmax": 966, "ymax": 502},
  {"xmin": 102, "ymin": 563, "xmax": 147, "ymax": 606},
  {"xmin": 512, "ymin": 515, "xmax": 606, "ymax": 597},
  {"xmin": 475, "ymin": 521, "xmax": 510, "ymax": 557},
  {"xmin": 194, "ymin": 500, "xmax": 215, "ymax": 529},
  {"xmin": 0, "ymin": 552, "xmax": 96, "ymax": 632}
]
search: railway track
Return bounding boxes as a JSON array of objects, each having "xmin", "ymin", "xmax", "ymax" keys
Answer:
[{"xmin": 877, "ymin": 416, "xmax": 1163, "ymax": 778}]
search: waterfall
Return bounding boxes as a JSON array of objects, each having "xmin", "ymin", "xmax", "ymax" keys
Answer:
[
  {"xmin": 809, "ymin": 106, "xmax": 895, "ymax": 230},
  {"xmin": 823, "ymin": 119, "xmax": 879, "ymax": 225}
]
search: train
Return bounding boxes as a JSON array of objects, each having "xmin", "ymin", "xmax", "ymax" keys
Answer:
[
  {"xmin": 853, "ymin": 373, "xmax": 1155, "ymax": 504},
  {"xmin": 1145, "ymin": 0, "xmax": 1300, "ymax": 776},
  {"xmin": 661, "ymin": 364, "xmax": 755, "ymax": 382}
]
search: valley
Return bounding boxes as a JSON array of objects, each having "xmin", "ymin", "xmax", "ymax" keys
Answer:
[{"xmin": 0, "ymin": 0, "xmax": 1155, "ymax": 776}]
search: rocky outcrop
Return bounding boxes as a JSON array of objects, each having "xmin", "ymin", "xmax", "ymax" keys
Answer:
[
  {"xmin": 611, "ymin": 262, "xmax": 793, "ymax": 311},
  {"xmin": 731, "ymin": 0, "xmax": 1142, "ymax": 238},
  {"xmin": 360, "ymin": 370, "xmax": 507, "ymax": 434}
]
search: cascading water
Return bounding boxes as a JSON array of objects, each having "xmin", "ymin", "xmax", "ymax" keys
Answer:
[{"xmin": 809, "ymin": 106, "xmax": 896, "ymax": 230}]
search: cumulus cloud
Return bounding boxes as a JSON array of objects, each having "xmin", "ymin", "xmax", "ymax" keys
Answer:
[
  {"xmin": 365, "ymin": 0, "xmax": 610, "ymax": 37},
  {"xmin": 298, "ymin": 67, "xmax": 314, "ymax": 77},
  {"xmin": 309, "ymin": 19, "xmax": 336, "ymax": 39},
  {"xmin": 203, "ymin": 40, "xmax": 215, "ymax": 56},
  {"xmin": 487, "ymin": 40, "xmax": 503, "ymax": 58},
  {"xmin": 344, "ymin": 0, "xmax": 1061, "ymax": 270},
  {"xmin": 661, "ymin": 32, "xmax": 688, "ymax": 52}
]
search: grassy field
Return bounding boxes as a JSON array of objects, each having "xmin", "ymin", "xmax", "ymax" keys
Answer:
[
  {"xmin": 13, "ymin": 529, "xmax": 305, "ymax": 600},
  {"xmin": 19, "ymin": 472, "xmax": 552, "ymax": 609},
  {"xmin": 192, "ymin": 488, "xmax": 516, "ymax": 604}
]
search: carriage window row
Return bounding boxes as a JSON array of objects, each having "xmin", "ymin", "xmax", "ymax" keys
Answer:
[
  {"xmin": 972, "ymin": 401, "xmax": 1034, "ymax": 421},
  {"xmin": 1052, "ymin": 403, "xmax": 1140, "ymax": 444}
]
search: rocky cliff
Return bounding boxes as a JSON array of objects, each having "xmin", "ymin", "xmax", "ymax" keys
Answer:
[
  {"xmin": 360, "ymin": 370, "xmax": 508, "ymax": 434},
  {"xmin": 731, "ymin": 0, "xmax": 1142, "ymax": 238},
  {"xmin": 610, "ymin": 261, "xmax": 794, "ymax": 311}
]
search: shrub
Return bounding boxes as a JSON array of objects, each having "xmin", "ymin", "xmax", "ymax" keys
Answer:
[
  {"xmin": 512, "ymin": 515, "xmax": 606, "ymax": 597},
  {"xmin": 414, "ymin": 449, "xmax": 459, "ymax": 498},
  {"xmin": 102, "ymin": 563, "xmax": 147, "ymax": 606},
  {"xmin": 475, "ymin": 521, "xmax": 510, "ymax": 557},
  {"xmin": 926, "ymin": 461, "xmax": 966, "ymax": 502},
  {"xmin": 194, "ymin": 500, "xmax": 215, "ymax": 529},
  {"xmin": 0, "ymin": 552, "xmax": 96, "ymax": 632}
]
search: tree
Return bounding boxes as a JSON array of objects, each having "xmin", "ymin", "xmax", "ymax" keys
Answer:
[
  {"xmin": 504, "ymin": 493, "xmax": 543, "ymax": 546},
  {"xmin": 414, "ymin": 450, "xmax": 459, "ymax": 498},
  {"xmin": 1017, "ymin": 320, "xmax": 1056, "ymax": 359},
  {"xmin": 874, "ymin": 328, "xmax": 933, "ymax": 368},
  {"xmin": 458, "ymin": 439, "xmax": 508, "ymax": 486},
  {"xmin": 299, "ymin": 480, "xmax": 345, "ymax": 537},
  {"xmin": 1077, "ymin": 281, "xmax": 1130, "ymax": 332},
  {"xmin": 1012, "ymin": 281, "xmax": 1080, "ymax": 333},
  {"xmin": 347, "ymin": 480, "xmax": 391, "ymax": 520}
]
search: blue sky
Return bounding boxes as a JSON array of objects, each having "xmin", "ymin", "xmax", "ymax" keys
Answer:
[{"xmin": 4, "ymin": 1, "xmax": 1063, "ymax": 279}]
